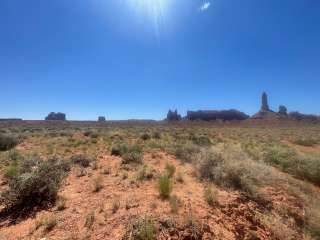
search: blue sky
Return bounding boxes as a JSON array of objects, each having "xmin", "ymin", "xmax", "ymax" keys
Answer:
[{"xmin": 1, "ymin": 0, "xmax": 319, "ymax": 120}]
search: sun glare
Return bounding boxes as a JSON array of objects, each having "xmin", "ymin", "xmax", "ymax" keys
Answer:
[{"xmin": 127, "ymin": 0, "xmax": 171, "ymax": 34}]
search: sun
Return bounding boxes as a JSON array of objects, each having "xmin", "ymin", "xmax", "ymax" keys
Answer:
[
  {"xmin": 127, "ymin": 0, "xmax": 171, "ymax": 33},
  {"xmin": 128, "ymin": 0, "xmax": 169, "ymax": 13}
]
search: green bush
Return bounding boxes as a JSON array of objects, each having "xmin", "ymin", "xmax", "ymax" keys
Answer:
[
  {"xmin": 4, "ymin": 163, "xmax": 20, "ymax": 180},
  {"xmin": 1, "ymin": 156, "xmax": 70, "ymax": 208},
  {"xmin": 0, "ymin": 134, "xmax": 19, "ymax": 151},
  {"xmin": 157, "ymin": 175, "xmax": 173, "ymax": 199}
]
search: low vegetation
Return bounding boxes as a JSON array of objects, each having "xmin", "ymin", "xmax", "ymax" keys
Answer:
[
  {"xmin": 1, "ymin": 123, "xmax": 320, "ymax": 239},
  {"xmin": 263, "ymin": 146, "xmax": 320, "ymax": 185},
  {"xmin": 0, "ymin": 134, "xmax": 19, "ymax": 151},
  {"xmin": 164, "ymin": 163, "xmax": 175, "ymax": 178},
  {"xmin": 92, "ymin": 176, "xmax": 103, "ymax": 192},
  {"xmin": 157, "ymin": 174, "xmax": 173, "ymax": 199},
  {"xmin": 1, "ymin": 156, "xmax": 70, "ymax": 210},
  {"xmin": 111, "ymin": 144, "xmax": 143, "ymax": 164},
  {"xmin": 126, "ymin": 216, "xmax": 157, "ymax": 240},
  {"xmin": 70, "ymin": 154, "xmax": 93, "ymax": 168},
  {"xmin": 203, "ymin": 187, "xmax": 218, "ymax": 206}
]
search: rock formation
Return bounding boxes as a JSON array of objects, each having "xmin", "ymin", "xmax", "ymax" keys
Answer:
[
  {"xmin": 167, "ymin": 110, "xmax": 182, "ymax": 121},
  {"xmin": 45, "ymin": 112, "xmax": 66, "ymax": 121},
  {"xmin": 261, "ymin": 92, "xmax": 270, "ymax": 111},
  {"xmin": 251, "ymin": 92, "xmax": 278, "ymax": 119},
  {"xmin": 278, "ymin": 105, "xmax": 288, "ymax": 116},
  {"xmin": 98, "ymin": 116, "xmax": 106, "ymax": 122},
  {"xmin": 289, "ymin": 112, "xmax": 319, "ymax": 122},
  {"xmin": 187, "ymin": 110, "xmax": 249, "ymax": 121}
]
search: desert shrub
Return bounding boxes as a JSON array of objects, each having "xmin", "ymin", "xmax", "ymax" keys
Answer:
[
  {"xmin": 136, "ymin": 165, "xmax": 154, "ymax": 181},
  {"xmin": 157, "ymin": 175, "xmax": 173, "ymax": 199},
  {"xmin": 76, "ymin": 166, "xmax": 87, "ymax": 177},
  {"xmin": 8, "ymin": 150, "xmax": 22, "ymax": 162},
  {"xmin": 197, "ymin": 150, "xmax": 224, "ymax": 182},
  {"xmin": 91, "ymin": 160, "xmax": 99, "ymax": 170},
  {"xmin": 306, "ymin": 212, "xmax": 320, "ymax": 239},
  {"xmin": 174, "ymin": 144, "xmax": 200, "ymax": 163},
  {"xmin": 4, "ymin": 162, "xmax": 20, "ymax": 180},
  {"xmin": 165, "ymin": 163, "xmax": 176, "ymax": 178},
  {"xmin": 259, "ymin": 214, "xmax": 296, "ymax": 240},
  {"xmin": 56, "ymin": 195, "xmax": 67, "ymax": 211},
  {"xmin": 83, "ymin": 130, "xmax": 99, "ymax": 139},
  {"xmin": 169, "ymin": 195, "xmax": 181, "ymax": 213},
  {"xmin": 129, "ymin": 216, "xmax": 157, "ymax": 240},
  {"xmin": 92, "ymin": 176, "xmax": 103, "ymax": 192},
  {"xmin": 196, "ymin": 147, "xmax": 271, "ymax": 203},
  {"xmin": 152, "ymin": 132, "xmax": 161, "ymax": 139},
  {"xmin": 190, "ymin": 135, "xmax": 211, "ymax": 146},
  {"xmin": 1, "ymin": 156, "xmax": 69, "ymax": 209},
  {"xmin": 70, "ymin": 154, "xmax": 92, "ymax": 168},
  {"xmin": 203, "ymin": 187, "xmax": 218, "ymax": 206},
  {"xmin": 90, "ymin": 132, "xmax": 99, "ymax": 139},
  {"xmin": 83, "ymin": 130, "xmax": 90, "ymax": 137},
  {"xmin": 122, "ymin": 145, "xmax": 143, "ymax": 165},
  {"xmin": 293, "ymin": 139, "xmax": 318, "ymax": 147},
  {"xmin": 0, "ymin": 134, "xmax": 19, "ymax": 151},
  {"xmin": 263, "ymin": 147, "xmax": 297, "ymax": 166},
  {"xmin": 111, "ymin": 144, "xmax": 129, "ymax": 156},
  {"xmin": 43, "ymin": 215, "xmax": 58, "ymax": 232},
  {"xmin": 141, "ymin": 133, "xmax": 151, "ymax": 141},
  {"xmin": 263, "ymin": 147, "xmax": 320, "ymax": 185}
]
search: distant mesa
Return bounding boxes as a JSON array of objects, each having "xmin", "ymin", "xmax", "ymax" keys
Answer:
[
  {"xmin": 45, "ymin": 112, "xmax": 66, "ymax": 121},
  {"xmin": 0, "ymin": 118, "xmax": 23, "ymax": 122},
  {"xmin": 187, "ymin": 110, "xmax": 249, "ymax": 121},
  {"xmin": 98, "ymin": 116, "xmax": 106, "ymax": 122},
  {"xmin": 288, "ymin": 111, "xmax": 319, "ymax": 123}
]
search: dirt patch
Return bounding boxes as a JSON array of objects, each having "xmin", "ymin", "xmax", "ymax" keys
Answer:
[{"xmin": 0, "ymin": 152, "xmax": 276, "ymax": 239}]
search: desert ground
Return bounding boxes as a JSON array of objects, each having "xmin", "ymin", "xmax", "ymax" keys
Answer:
[{"xmin": 0, "ymin": 121, "xmax": 319, "ymax": 240}]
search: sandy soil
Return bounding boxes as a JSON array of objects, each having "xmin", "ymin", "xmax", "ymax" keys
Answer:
[{"xmin": 0, "ymin": 152, "xmax": 277, "ymax": 240}]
